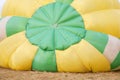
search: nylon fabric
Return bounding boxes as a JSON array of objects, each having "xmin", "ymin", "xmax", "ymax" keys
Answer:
[
  {"xmin": 83, "ymin": 9, "xmax": 120, "ymax": 38},
  {"xmin": 32, "ymin": 48, "xmax": 57, "ymax": 72},
  {"xmin": 6, "ymin": 16, "xmax": 28, "ymax": 36},
  {"xmin": 0, "ymin": 16, "xmax": 11, "ymax": 41},
  {"xmin": 9, "ymin": 40, "xmax": 38, "ymax": 70},
  {"xmin": 0, "ymin": 0, "xmax": 120, "ymax": 73},
  {"xmin": 2, "ymin": 0, "xmax": 120, "ymax": 38},
  {"xmin": 0, "ymin": 0, "xmax": 6, "ymax": 16},
  {"xmin": 84, "ymin": 30, "xmax": 108, "ymax": 53},
  {"xmin": 56, "ymin": 40, "xmax": 110, "ymax": 72},
  {"xmin": 26, "ymin": 2, "xmax": 85, "ymax": 50},
  {"xmin": 2, "ymin": 0, "xmax": 55, "ymax": 17},
  {"xmin": 103, "ymin": 35, "xmax": 120, "ymax": 63},
  {"xmin": 0, "ymin": 32, "xmax": 26, "ymax": 68},
  {"xmin": 56, "ymin": 0, "xmax": 73, "ymax": 4},
  {"xmin": 71, "ymin": 0, "xmax": 120, "ymax": 15},
  {"xmin": 113, "ymin": 0, "xmax": 120, "ymax": 8}
]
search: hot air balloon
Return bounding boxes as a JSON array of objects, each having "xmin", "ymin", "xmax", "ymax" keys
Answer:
[{"xmin": 0, "ymin": 0, "xmax": 120, "ymax": 72}]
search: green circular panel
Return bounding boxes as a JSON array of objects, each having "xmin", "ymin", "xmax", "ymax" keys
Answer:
[
  {"xmin": 56, "ymin": 0, "xmax": 73, "ymax": 4},
  {"xmin": 26, "ymin": 2, "xmax": 86, "ymax": 50}
]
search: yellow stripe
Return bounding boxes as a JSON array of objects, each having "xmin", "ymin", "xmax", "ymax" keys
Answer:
[
  {"xmin": 71, "ymin": 0, "xmax": 119, "ymax": 15},
  {"xmin": 2, "ymin": 0, "xmax": 55, "ymax": 18},
  {"xmin": 0, "ymin": 31, "xmax": 38, "ymax": 70},
  {"xmin": 83, "ymin": 9, "xmax": 120, "ymax": 38},
  {"xmin": 56, "ymin": 40, "xmax": 110, "ymax": 72},
  {"xmin": 0, "ymin": 32, "xmax": 26, "ymax": 68},
  {"xmin": 9, "ymin": 40, "xmax": 38, "ymax": 70},
  {"xmin": 113, "ymin": 0, "xmax": 120, "ymax": 8}
]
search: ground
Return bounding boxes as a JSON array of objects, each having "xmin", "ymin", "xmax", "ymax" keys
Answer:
[{"xmin": 0, "ymin": 68, "xmax": 120, "ymax": 80}]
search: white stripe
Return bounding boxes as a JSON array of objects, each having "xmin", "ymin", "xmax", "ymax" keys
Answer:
[
  {"xmin": 0, "ymin": 0, "xmax": 6, "ymax": 16},
  {"xmin": 0, "ymin": 16, "xmax": 11, "ymax": 41},
  {"xmin": 103, "ymin": 35, "xmax": 120, "ymax": 63}
]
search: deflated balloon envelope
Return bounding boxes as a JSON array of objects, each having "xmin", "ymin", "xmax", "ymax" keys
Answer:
[{"xmin": 0, "ymin": 0, "xmax": 120, "ymax": 72}]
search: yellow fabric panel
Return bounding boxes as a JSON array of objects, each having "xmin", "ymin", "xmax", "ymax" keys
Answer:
[
  {"xmin": 56, "ymin": 44, "xmax": 89, "ymax": 73},
  {"xmin": 56, "ymin": 40, "xmax": 110, "ymax": 72},
  {"xmin": 0, "ymin": 32, "xmax": 26, "ymax": 68},
  {"xmin": 83, "ymin": 9, "xmax": 120, "ymax": 38},
  {"xmin": 71, "ymin": 0, "xmax": 118, "ymax": 15},
  {"xmin": 113, "ymin": 0, "xmax": 120, "ymax": 8},
  {"xmin": 9, "ymin": 40, "xmax": 38, "ymax": 70},
  {"xmin": 2, "ymin": 0, "xmax": 55, "ymax": 18}
]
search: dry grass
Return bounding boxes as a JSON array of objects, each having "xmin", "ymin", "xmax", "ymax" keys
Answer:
[{"xmin": 0, "ymin": 68, "xmax": 120, "ymax": 80}]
